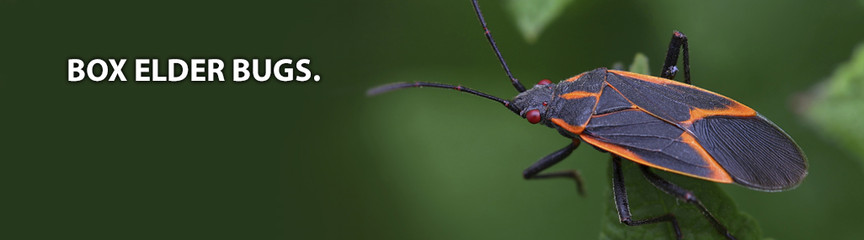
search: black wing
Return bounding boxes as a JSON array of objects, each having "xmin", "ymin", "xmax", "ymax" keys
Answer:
[{"xmin": 690, "ymin": 115, "xmax": 807, "ymax": 191}]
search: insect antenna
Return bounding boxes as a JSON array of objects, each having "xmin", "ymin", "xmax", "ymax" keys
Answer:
[
  {"xmin": 472, "ymin": 0, "xmax": 527, "ymax": 93},
  {"xmin": 366, "ymin": 81, "xmax": 521, "ymax": 114}
]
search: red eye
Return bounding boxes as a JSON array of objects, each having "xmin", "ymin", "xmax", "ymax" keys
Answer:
[
  {"xmin": 537, "ymin": 79, "xmax": 552, "ymax": 85},
  {"xmin": 526, "ymin": 109, "xmax": 541, "ymax": 124}
]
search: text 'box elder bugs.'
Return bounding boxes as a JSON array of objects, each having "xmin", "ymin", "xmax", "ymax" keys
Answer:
[{"xmin": 367, "ymin": 1, "xmax": 807, "ymax": 239}]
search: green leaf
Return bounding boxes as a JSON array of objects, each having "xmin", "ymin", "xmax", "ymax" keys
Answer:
[
  {"xmin": 505, "ymin": 0, "xmax": 574, "ymax": 43},
  {"xmin": 599, "ymin": 161, "xmax": 764, "ymax": 240},
  {"xmin": 628, "ymin": 53, "xmax": 651, "ymax": 75},
  {"xmin": 599, "ymin": 54, "xmax": 763, "ymax": 240},
  {"xmin": 801, "ymin": 43, "xmax": 864, "ymax": 162}
]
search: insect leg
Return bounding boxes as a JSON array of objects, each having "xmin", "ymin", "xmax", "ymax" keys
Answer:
[
  {"xmin": 523, "ymin": 140, "xmax": 586, "ymax": 196},
  {"xmin": 659, "ymin": 31, "xmax": 691, "ymax": 84},
  {"xmin": 612, "ymin": 156, "xmax": 683, "ymax": 239},
  {"xmin": 638, "ymin": 165, "xmax": 736, "ymax": 240}
]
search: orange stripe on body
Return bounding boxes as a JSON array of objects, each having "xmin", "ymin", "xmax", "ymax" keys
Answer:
[
  {"xmin": 580, "ymin": 133, "xmax": 733, "ymax": 183},
  {"xmin": 559, "ymin": 91, "xmax": 600, "ymax": 100},
  {"xmin": 550, "ymin": 118, "xmax": 585, "ymax": 134},
  {"xmin": 552, "ymin": 88, "xmax": 601, "ymax": 134}
]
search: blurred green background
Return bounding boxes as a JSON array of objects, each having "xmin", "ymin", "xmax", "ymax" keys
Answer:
[{"xmin": 3, "ymin": 0, "xmax": 864, "ymax": 239}]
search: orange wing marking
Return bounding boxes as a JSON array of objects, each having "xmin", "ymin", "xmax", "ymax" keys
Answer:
[
  {"xmin": 608, "ymin": 70, "xmax": 693, "ymax": 87},
  {"xmin": 681, "ymin": 104, "xmax": 756, "ymax": 126},
  {"xmin": 607, "ymin": 70, "xmax": 757, "ymax": 126},
  {"xmin": 678, "ymin": 132, "xmax": 732, "ymax": 182},
  {"xmin": 580, "ymin": 133, "xmax": 733, "ymax": 183}
]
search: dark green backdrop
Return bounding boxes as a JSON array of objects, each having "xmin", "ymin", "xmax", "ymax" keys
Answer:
[{"xmin": 4, "ymin": 0, "xmax": 864, "ymax": 239}]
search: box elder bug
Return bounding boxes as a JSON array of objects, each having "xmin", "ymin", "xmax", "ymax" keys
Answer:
[{"xmin": 367, "ymin": 1, "xmax": 807, "ymax": 239}]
